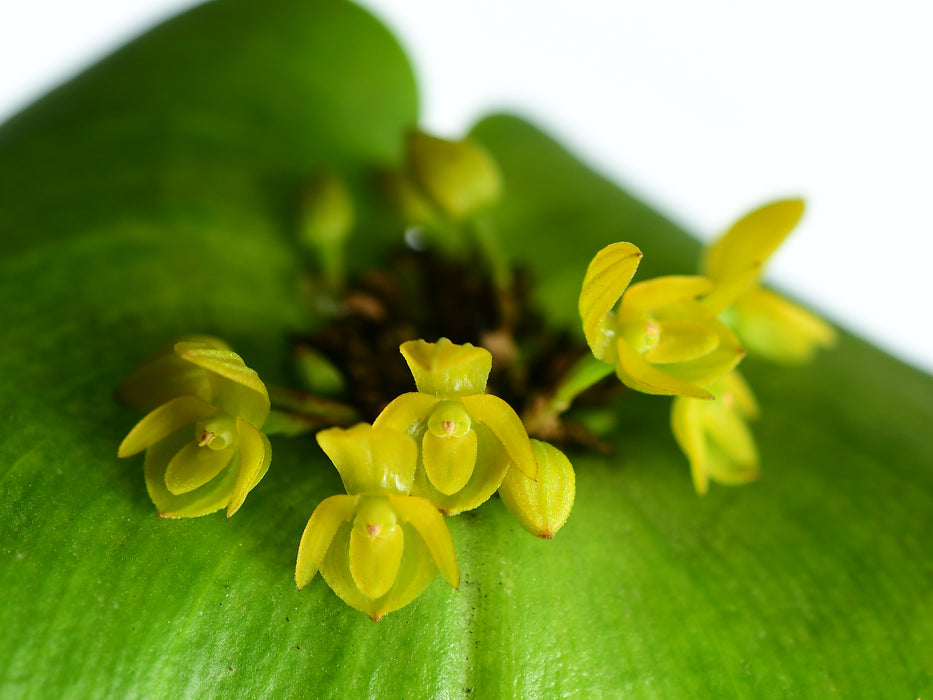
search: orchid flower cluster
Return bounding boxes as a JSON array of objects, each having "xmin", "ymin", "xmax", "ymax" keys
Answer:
[
  {"xmin": 118, "ymin": 335, "xmax": 574, "ymax": 620},
  {"xmin": 578, "ymin": 199, "xmax": 835, "ymax": 494},
  {"xmin": 116, "ymin": 129, "xmax": 833, "ymax": 619}
]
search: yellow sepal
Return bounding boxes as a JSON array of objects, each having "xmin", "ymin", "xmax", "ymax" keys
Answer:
[
  {"xmin": 115, "ymin": 335, "xmax": 229, "ymax": 411},
  {"xmin": 399, "ymin": 338, "xmax": 492, "ymax": 398},
  {"xmin": 295, "ymin": 494, "xmax": 360, "ymax": 589},
  {"xmin": 460, "ymin": 394, "xmax": 538, "ymax": 481},
  {"xmin": 389, "ymin": 494, "xmax": 460, "ymax": 589},
  {"xmin": 226, "ymin": 420, "xmax": 272, "ymax": 517},
  {"xmin": 175, "ymin": 341, "xmax": 270, "ymax": 428},
  {"xmin": 733, "ymin": 288, "xmax": 837, "ymax": 364},
  {"xmin": 316, "ymin": 423, "xmax": 418, "ymax": 495},
  {"xmin": 578, "ymin": 241, "xmax": 643, "ymax": 360},
  {"xmin": 703, "ymin": 198, "xmax": 805, "ymax": 283}
]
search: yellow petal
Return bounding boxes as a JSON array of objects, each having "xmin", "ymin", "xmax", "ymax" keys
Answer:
[
  {"xmin": 373, "ymin": 392, "xmax": 439, "ymax": 436},
  {"xmin": 618, "ymin": 275, "xmax": 714, "ymax": 320},
  {"xmin": 175, "ymin": 341, "xmax": 270, "ymax": 428},
  {"xmin": 615, "ymin": 337, "xmax": 713, "ymax": 399},
  {"xmin": 670, "ymin": 397, "xmax": 710, "ymax": 495},
  {"xmin": 578, "ymin": 242, "xmax": 643, "ymax": 360},
  {"xmin": 410, "ymin": 423, "xmax": 511, "ymax": 515},
  {"xmin": 349, "ymin": 524, "xmax": 405, "ymax": 600},
  {"xmin": 660, "ymin": 320, "xmax": 746, "ymax": 388},
  {"xmin": 295, "ymin": 494, "xmax": 360, "ymax": 589},
  {"xmin": 226, "ymin": 420, "xmax": 272, "ymax": 517},
  {"xmin": 389, "ymin": 494, "xmax": 459, "ymax": 589},
  {"xmin": 734, "ymin": 287, "xmax": 837, "ymax": 364},
  {"xmin": 118, "ymin": 395, "xmax": 215, "ymax": 458},
  {"xmin": 319, "ymin": 521, "xmax": 438, "ymax": 621},
  {"xmin": 316, "ymin": 423, "xmax": 418, "ymax": 495},
  {"xmin": 704, "ymin": 198, "xmax": 804, "ymax": 282},
  {"xmin": 164, "ymin": 441, "xmax": 234, "ymax": 495},
  {"xmin": 144, "ymin": 429, "xmax": 240, "ymax": 518},
  {"xmin": 499, "ymin": 440, "xmax": 575, "ymax": 539},
  {"xmin": 460, "ymin": 394, "xmax": 538, "ymax": 481},
  {"xmin": 643, "ymin": 318, "xmax": 720, "ymax": 365},
  {"xmin": 422, "ymin": 430, "xmax": 478, "ymax": 496},
  {"xmin": 399, "ymin": 338, "xmax": 492, "ymax": 398}
]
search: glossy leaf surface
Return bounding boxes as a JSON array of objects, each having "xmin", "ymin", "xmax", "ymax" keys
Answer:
[{"xmin": 0, "ymin": 2, "xmax": 931, "ymax": 697}]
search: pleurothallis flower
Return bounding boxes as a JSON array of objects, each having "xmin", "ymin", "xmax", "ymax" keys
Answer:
[
  {"xmin": 579, "ymin": 242, "xmax": 745, "ymax": 400},
  {"xmin": 671, "ymin": 370, "xmax": 760, "ymax": 495},
  {"xmin": 117, "ymin": 337, "xmax": 272, "ymax": 518},
  {"xmin": 295, "ymin": 423, "xmax": 459, "ymax": 621},
  {"xmin": 373, "ymin": 338, "xmax": 539, "ymax": 514}
]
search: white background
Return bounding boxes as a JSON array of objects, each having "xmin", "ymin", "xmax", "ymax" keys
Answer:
[{"xmin": 2, "ymin": 1, "xmax": 930, "ymax": 374}]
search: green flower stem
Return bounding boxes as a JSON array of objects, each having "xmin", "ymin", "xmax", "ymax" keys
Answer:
[
  {"xmin": 523, "ymin": 353, "xmax": 614, "ymax": 436},
  {"xmin": 551, "ymin": 354, "xmax": 616, "ymax": 411},
  {"xmin": 267, "ymin": 386, "xmax": 360, "ymax": 429},
  {"xmin": 468, "ymin": 213, "xmax": 516, "ymax": 331}
]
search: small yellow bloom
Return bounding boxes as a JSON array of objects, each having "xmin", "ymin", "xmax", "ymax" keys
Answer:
[
  {"xmin": 671, "ymin": 371, "xmax": 760, "ymax": 495},
  {"xmin": 702, "ymin": 199, "xmax": 836, "ymax": 364},
  {"xmin": 117, "ymin": 338, "xmax": 271, "ymax": 518},
  {"xmin": 374, "ymin": 338, "xmax": 539, "ymax": 514},
  {"xmin": 579, "ymin": 242, "xmax": 745, "ymax": 399},
  {"xmin": 295, "ymin": 424, "xmax": 459, "ymax": 621}
]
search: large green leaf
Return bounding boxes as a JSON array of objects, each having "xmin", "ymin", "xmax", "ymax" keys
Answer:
[{"xmin": 1, "ymin": 2, "xmax": 931, "ymax": 697}]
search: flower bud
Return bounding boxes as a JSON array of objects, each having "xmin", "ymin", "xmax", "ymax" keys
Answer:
[
  {"xmin": 298, "ymin": 173, "xmax": 355, "ymax": 287},
  {"xmin": 406, "ymin": 130, "xmax": 503, "ymax": 222},
  {"xmin": 499, "ymin": 440, "xmax": 575, "ymax": 539}
]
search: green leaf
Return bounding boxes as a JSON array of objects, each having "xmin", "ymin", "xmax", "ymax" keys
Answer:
[{"xmin": 1, "ymin": 3, "xmax": 931, "ymax": 699}]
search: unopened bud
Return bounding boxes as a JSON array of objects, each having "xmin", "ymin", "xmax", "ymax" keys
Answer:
[
  {"xmin": 406, "ymin": 130, "xmax": 503, "ymax": 222},
  {"xmin": 499, "ymin": 440, "xmax": 575, "ymax": 539}
]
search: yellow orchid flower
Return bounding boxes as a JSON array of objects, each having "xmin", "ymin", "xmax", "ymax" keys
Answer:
[
  {"xmin": 374, "ymin": 338, "xmax": 539, "ymax": 515},
  {"xmin": 295, "ymin": 424, "xmax": 459, "ymax": 621},
  {"xmin": 579, "ymin": 242, "xmax": 745, "ymax": 400},
  {"xmin": 117, "ymin": 338, "xmax": 272, "ymax": 518},
  {"xmin": 671, "ymin": 370, "xmax": 760, "ymax": 495},
  {"xmin": 702, "ymin": 199, "xmax": 836, "ymax": 364}
]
